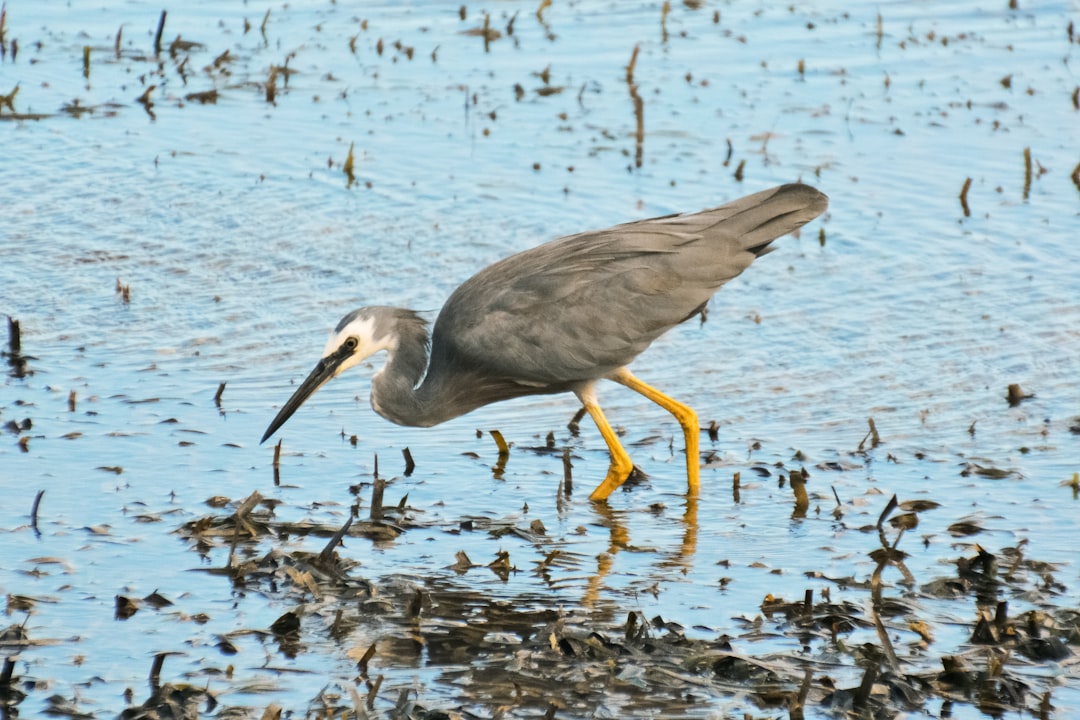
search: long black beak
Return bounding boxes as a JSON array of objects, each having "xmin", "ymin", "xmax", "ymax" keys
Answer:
[{"xmin": 261, "ymin": 344, "xmax": 354, "ymax": 444}]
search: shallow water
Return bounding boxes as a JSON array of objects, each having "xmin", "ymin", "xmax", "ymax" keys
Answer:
[{"xmin": 2, "ymin": 0, "xmax": 1079, "ymax": 718}]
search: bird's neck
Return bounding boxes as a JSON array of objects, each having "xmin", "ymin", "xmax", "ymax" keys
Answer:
[
  {"xmin": 368, "ymin": 313, "xmax": 463, "ymax": 428},
  {"xmin": 369, "ymin": 309, "xmax": 530, "ymax": 427}
]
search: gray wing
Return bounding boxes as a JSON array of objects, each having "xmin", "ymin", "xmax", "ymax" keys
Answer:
[{"xmin": 431, "ymin": 183, "xmax": 827, "ymax": 387}]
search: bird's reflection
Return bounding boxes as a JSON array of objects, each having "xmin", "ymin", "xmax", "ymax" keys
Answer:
[{"xmin": 583, "ymin": 486, "xmax": 699, "ymax": 609}]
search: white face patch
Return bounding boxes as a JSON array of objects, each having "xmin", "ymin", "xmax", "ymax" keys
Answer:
[
  {"xmin": 322, "ymin": 313, "xmax": 396, "ymax": 379},
  {"xmin": 323, "ymin": 314, "xmax": 376, "ymax": 358}
]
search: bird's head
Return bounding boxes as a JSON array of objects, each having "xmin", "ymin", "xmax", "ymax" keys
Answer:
[{"xmin": 261, "ymin": 308, "xmax": 396, "ymax": 443}]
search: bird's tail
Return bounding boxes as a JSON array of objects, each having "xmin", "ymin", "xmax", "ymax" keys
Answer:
[{"xmin": 723, "ymin": 183, "xmax": 829, "ymax": 256}]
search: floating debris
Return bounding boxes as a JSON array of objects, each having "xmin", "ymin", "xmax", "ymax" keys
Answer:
[
  {"xmin": 1022, "ymin": 146, "xmax": 1032, "ymax": 200},
  {"xmin": 1006, "ymin": 382, "xmax": 1033, "ymax": 406},
  {"xmin": 489, "ymin": 429, "xmax": 510, "ymax": 477},
  {"xmin": 858, "ymin": 417, "xmax": 881, "ymax": 450},
  {"xmin": 184, "ymin": 89, "xmax": 218, "ymax": 104},
  {"xmin": 489, "ymin": 429, "xmax": 510, "ymax": 457},
  {"xmin": 461, "ymin": 13, "xmax": 501, "ymax": 51},
  {"xmin": 115, "ymin": 594, "xmax": 139, "ymax": 620},
  {"xmin": 168, "ymin": 35, "xmax": 205, "ymax": 58},
  {"xmin": 898, "ymin": 499, "xmax": 940, "ymax": 512},
  {"xmin": 567, "ymin": 406, "xmax": 586, "ymax": 435},
  {"xmin": 153, "ymin": 10, "xmax": 167, "ymax": 55},
  {"xmin": 960, "ymin": 462, "xmax": 1020, "ymax": 480},
  {"xmin": 536, "ymin": 0, "xmax": 551, "ymax": 23},
  {"xmin": 947, "ymin": 519, "xmax": 984, "ymax": 536},
  {"xmin": 136, "ymin": 84, "xmax": 155, "ymax": 118},
  {"xmin": 344, "ymin": 141, "xmax": 356, "ymax": 187},
  {"xmin": 29, "ymin": 490, "xmax": 43, "ymax": 535},
  {"xmin": 370, "ymin": 474, "xmax": 385, "ymax": 520},
  {"xmin": 959, "ymin": 176, "xmax": 972, "ymax": 216},
  {"xmin": 4, "ymin": 316, "xmax": 30, "ymax": 377},
  {"xmin": 317, "ymin": 515, "xmax": 353, "ymax": 563},
  {"xmin": 625, "ymin": 45, "xmax": 644, "ymax": 168},
  {"xmin": 789, "ymin": 467, "xmax": 809, "ymax": 516},
  {"xmin": 706, "ymin": 419, "xmax": 719, "ymax": 441},
  {"xmin": 560, "ymin": 446, "xmax": 573, "ymax": 497},
  {"xmin": 271, "ymin": 438, "xmax": 282, "ymax": 484},
  {"xmin": 265, "ymin": 66, "xmax": 278, "ymax": 103},
  {"xmin": 0, "ymin": 84, "xmax": 17, "ymax": 113},
  {"xmin": 1063, "ymin": 473, "xmax": 1079, "ymax": 500}
]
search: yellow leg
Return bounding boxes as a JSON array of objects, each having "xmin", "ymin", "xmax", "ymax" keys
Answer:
[
  {"xmin": 575, "ymin": 385, "xmax": 634, "ymax": 501},
  {"xmin": 611, "ymin": 368, "xmax": 700, "ymax": 497}
]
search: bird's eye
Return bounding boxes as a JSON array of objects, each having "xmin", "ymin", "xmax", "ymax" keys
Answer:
[{"xmin": 344, "ymin": 337, "xmax": 359, "ymax": 351}]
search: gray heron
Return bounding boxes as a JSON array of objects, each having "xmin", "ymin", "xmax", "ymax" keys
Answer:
[{"xmin": 262, "ymin": 183, "xmax": 828, "ymax": 500}]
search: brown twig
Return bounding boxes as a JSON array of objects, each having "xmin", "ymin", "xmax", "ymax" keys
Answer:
[
  {"xmin": 1023, "ymin": 146, "xmax": 1033, "ymax": 200},
  {"xmin": 561, "ymin": 446, "xmax": 573, "ymax": 497},
  {"xmin": 318, "ymin": 515, "xmax": 353, "ymax": 563},
  {"xmin": 153, "ymin": 10, "xmax": 167, "ymax": 56},
  {"xmin": 370, "ymin": 477, "xmax": 385, "ymax": 521},
  {"xmin": 30, "ymin": 489, "xmax": 44, "ymax": 534}
]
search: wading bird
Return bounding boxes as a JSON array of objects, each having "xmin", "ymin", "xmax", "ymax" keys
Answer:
[{"xmin": 262, "ymin": 183, "xmax": 828, "ymax": 500}]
